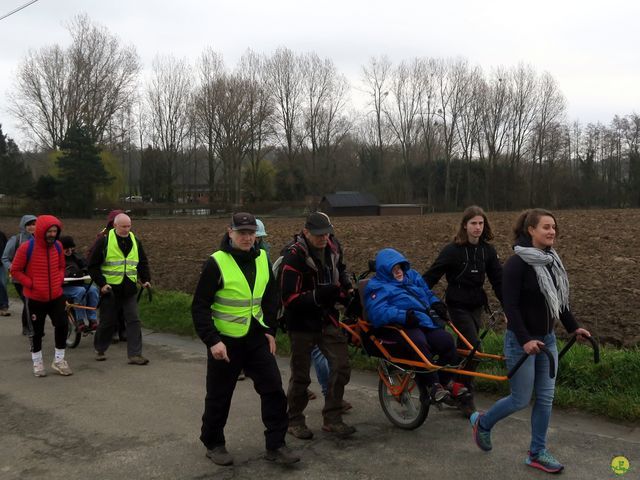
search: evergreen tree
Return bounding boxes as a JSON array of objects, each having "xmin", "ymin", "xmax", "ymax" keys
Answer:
[
  {"xmin": 0, "ymin": 124, "xmax": 33, "ymax": 196},
  {"xmin": 57, "ymin": 122, "xmax": 112, "ymax": 217}
]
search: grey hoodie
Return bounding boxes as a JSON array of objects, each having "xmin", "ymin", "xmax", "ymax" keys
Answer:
[{"xmin": 1, "ymin": 215, "xmax": 37, "ymax": 276}]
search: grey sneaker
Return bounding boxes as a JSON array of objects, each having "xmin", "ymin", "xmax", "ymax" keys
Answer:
[
  {"xmin": 321, "ymin": 421, "xmax": 356, "ymax": 437},
  {"xmin": 33, "ymin": 361, "xmax": 47, "ymax": 377},
  {"xmin": 95, "ymin": 351, "xmax": 107, "ymax": 361},
  {"xmin": 287, "ymin": 424, "xmax": 314, "ymax": 440},
  {"xmin": 51, "ymin": 359, "xmax": 73, "ymax": 376},
  {"xmin": 525, "ymin": 449, "xmax": 564, "ymax": 473},
  {"xmin": 127, "ymin": 355, "xmax": 149, "ymax": 365},
  {"xmin": 206, "ymin": 446, "xmax": 233, "ymax": 466},
  {"xmin": 265, "ymin": 445, "xmax": 300, "ymax": 465},
  {"xmin": 470, "ymin": 411, "xmax": 492, "ymax": 451}
]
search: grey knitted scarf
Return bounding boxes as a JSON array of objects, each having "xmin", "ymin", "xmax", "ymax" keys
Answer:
[{"xmin": 514, "ymin": 245, "xmax": 570, "ymax": 320}]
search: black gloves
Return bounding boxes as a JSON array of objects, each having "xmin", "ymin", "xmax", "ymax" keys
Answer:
[
  {"xmin": 405, "ymin": 310, "xmax": 420, "ymax": 328},
  {"xmin": 427, "ymin": 308, "xmax": 447, "ymax": 328},
  {"xmin": 315, "ymin": 285, "xmax": 340, "ymax": 305},
  {"xmin": 430, "ymin": 301, "xmax": 449, "ymax": 321}
]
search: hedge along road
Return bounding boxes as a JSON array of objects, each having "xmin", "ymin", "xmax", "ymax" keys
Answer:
[{"xmin": 1, "ymin": 303, "xmax": 638, "ymax": 479}]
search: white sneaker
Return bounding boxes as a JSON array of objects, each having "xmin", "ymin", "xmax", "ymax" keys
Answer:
[
  {"xmin": 33, "ymin": 361, "xmax": 47, "ymax": 377},
  {"xmin": 51, "ymin": 359, "xmax": 73, "ymax": 376}
]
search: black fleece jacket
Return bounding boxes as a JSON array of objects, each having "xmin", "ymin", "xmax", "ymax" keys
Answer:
[
  {"xmin": 191, "ymin": 234, "xmax": 278, "ymax": 348},
  {"xmin": 423, "ymin": 240, "xmax": 503, "ymax": 309},
  {"xmin": 502, "ymin": 239, "xmax": 580, "ymax": 346}
]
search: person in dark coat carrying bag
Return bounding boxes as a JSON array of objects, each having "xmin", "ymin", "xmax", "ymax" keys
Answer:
[{"xmin": 191, "ymin": 213, "xmax": 299, "ymax": 466}]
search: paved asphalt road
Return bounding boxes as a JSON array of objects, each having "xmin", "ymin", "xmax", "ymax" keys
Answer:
[{"xmin": 0, "ymin": 301, "xmax": 638, "ymax": 480}]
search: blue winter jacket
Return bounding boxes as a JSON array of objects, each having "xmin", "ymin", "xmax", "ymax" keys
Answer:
[{"xmin": 364, "ymin": 248, "xmax": 442, "ymax": 330}]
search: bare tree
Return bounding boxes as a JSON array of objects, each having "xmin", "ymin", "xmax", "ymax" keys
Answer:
[
  {"xmin": 264, "ymin": 47, "xmax": 305, "ymax": 197},
  {"xmin": 194, "ymin": 47, "xmax": 225, "ymax": 203},
  {"xmin": 147, "ymin": 55, "xmax": 193, "ymax": 202},
  {"xmin": 362, "ymin": 56, "xmax": 392, "ymax": 166},
  {"xmin": 238, "ymin": 49, "xmax": 275, "ymax": 202},
  {"xmin": 384, "ymin": 58, "xmax": 425, "ymax": 197},
  {"xmin": 9, "ymin": 14, "xmax": 139, "ymax": 149}
]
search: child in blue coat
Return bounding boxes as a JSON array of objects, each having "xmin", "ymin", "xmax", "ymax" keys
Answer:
[{"xmin": 365, "ymin": 248, "xmax": 467, "ymax": 403}]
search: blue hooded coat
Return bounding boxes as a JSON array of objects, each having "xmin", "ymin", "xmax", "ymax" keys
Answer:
[{"xmin": 364, "ymin": 248, "xmax": 442, "ymax": 330}]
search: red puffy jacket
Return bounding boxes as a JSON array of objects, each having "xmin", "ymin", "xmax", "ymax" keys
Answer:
[{"xmin": 10, "ymin": 215, "xmax": 65, "ymax": 302}]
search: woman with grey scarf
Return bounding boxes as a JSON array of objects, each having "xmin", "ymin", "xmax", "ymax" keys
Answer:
[{"xmin": 469, "ymin": 208, "xmax": 591, "ymax": 474}]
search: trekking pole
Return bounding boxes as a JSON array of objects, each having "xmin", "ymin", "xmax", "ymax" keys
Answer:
[{"xmin": 24, "ymin": 296, "xmax": 35, "ymax": 351}]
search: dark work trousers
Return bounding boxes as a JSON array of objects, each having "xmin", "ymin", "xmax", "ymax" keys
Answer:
[
  {"xmin": 200, "ymin": 328, "xmax": 288, "ymax": 451},
  {"xmin": 379, "ymin": 326, "xmax": 458, "ymax": 387},
  {"xmin": 26, "ymin": 296, "xmax": 68, "ymax": 353},
  {"xmin": 288, "ymin": 323, "xmax": 351, "ymax": 426},
  {"xmin": 13, "ymin": 283, "xmax": 29, "ymax": 331},
  {"xmin": 94, "ymin": 293, "xmax": 143, "ymax": 357},
  {"xmin": 449, "ymin": 306, "xmax": 484, "ymax": 388}
]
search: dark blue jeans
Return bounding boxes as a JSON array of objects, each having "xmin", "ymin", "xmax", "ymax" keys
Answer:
[{"xmin": 0, "ymin": 267, "xmax": 8, "ymax": 309}]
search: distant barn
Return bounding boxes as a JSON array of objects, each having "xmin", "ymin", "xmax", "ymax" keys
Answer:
[{"xmin": 319, "ymin": 192, "xmax": 380, "ymax": 216}]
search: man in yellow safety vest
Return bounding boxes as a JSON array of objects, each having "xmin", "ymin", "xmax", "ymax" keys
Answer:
[
  {"xmin": 191, "ymin": 212, "xmax": 299, "ymax": 467},
  {"xmin": 88, "ymin": 213, "xmax": 151, "ymax": 365}
]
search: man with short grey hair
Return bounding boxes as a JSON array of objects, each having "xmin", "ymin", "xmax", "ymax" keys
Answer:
[{"xmin": 88, "ymin": 213, "xmax": 151, "ymax": 365}]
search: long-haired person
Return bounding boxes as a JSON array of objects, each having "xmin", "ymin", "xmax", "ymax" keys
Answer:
[{"xmin": 470, "ymin": 208, "xmax": 591, "ymax": 474}]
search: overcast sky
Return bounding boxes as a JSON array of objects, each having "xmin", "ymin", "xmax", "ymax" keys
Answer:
[{"xmin": 1, "ymin": 0, "xmax": 639, "ymax": 145}]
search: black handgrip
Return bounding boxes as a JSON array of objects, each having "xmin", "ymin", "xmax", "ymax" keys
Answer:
[
  {"xmin": 137, "ymin": 286, "xmax": 152, "ymax": 303},
  {"xmin": 558, "ymin": 335, "xmax": 600, "ymax": 364},
  {"xmin": 507, "ymin": 346, "xmax": 556, "ymax": 379}
]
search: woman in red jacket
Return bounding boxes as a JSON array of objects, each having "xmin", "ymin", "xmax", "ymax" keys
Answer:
[{"xmin": 10, "ymin": 215, "xmax": 73, "ymax": 377}]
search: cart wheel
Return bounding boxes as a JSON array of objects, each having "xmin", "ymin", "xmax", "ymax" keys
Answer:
[
  {"xmin": 378, "ymin": 364, "xmax": 429, "ymax": 430},
  {"xmin": 66, "ymin": 310, "xmax": 81, "ymax": 348}
]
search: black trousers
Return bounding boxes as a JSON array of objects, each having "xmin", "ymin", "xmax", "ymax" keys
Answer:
[
  {"xmin": 449, "ymin": 306, "xmax": 484, "ymax": 388},
  {"xmin": 27, "ymin": 296, "xmax": 68, "ymax": 352},
  {"xmin": 13, "ymin": 283, "xmax": 29, "ymax": 330},
  {"xmin": 200, "ymin": 329, "xmax": 288, "ymax": 451}
]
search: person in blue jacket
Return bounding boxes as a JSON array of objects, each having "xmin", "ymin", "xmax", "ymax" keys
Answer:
[{"xmin": 364, "ymin": 248, "xmax": 467, "ymax": 403}]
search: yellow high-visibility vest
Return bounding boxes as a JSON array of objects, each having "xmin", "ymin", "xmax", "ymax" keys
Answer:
[
  {"xmin": 101, "ymin": 229, "xmax": 139, "ymax": 285},
  {"xmin": 210, "ymin": 249, "xmax": 269, "ymax": 337}
]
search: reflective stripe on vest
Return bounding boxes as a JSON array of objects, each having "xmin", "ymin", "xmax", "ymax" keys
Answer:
[
  {"xmin": 101, "ymin": 229, "xmax": 139, "ymax": 285},
  {"xmin": 211, "ymin": 249, "xmax": 269, "ymax": 338}
]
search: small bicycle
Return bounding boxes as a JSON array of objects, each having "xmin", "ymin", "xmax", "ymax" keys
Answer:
[{"xmin": 339, "ymin": 265, "xmax": 600, "ymax": 430}]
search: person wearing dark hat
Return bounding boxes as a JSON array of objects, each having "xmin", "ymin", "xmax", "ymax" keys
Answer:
[
  {"xmin": 191, "ymin": 212, "xmax": 299, "ymax": 466},
  {"xmin": 60, "ymin": 235, "xmax": 99, "ymax": 332},
  {"xmin": 88, "ymin": 213, "xmax": 151, "ymax": 365},
  {"xmin": 280, "ymin": 211, "xmax": 355, "ymax": 439}
]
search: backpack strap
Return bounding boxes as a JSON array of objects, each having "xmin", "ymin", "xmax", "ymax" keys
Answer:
[{"xmin": 24, "ymin": 238, "xmax": 62, "ymax": 267}]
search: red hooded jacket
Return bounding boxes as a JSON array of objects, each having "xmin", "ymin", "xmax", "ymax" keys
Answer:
[{"xmin": 10, "ymin": 215, "xmax": 65, "ymax": 302}]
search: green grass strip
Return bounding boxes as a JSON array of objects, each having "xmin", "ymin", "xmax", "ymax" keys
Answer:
[{"xmin": 139, "ymin": 289, "xmax": 640, "ymax": 422}]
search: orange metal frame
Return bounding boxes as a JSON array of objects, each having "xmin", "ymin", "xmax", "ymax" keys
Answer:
[{"xmin": 340, "ymin": 317, "xmax": 511, "ymax": 383}]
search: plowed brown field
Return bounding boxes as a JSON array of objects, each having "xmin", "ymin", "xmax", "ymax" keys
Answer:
[{"xmin": 2, "ymin": 209, "xmax": 638, "ymax": 346}]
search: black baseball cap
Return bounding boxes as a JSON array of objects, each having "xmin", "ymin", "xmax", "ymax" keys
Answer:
[
  {"xmin": 305, "ymin": 212, "xmax": 334, "ymax": 235},
  {"xmin": 230, "ymin": 212, "xmax": 257, "ymax": 231}
]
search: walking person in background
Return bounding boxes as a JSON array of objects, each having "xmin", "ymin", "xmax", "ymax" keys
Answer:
[
  {"xmin": 2, "ymin": 215, "xmax": 37, "ymax": 333},
  {"xmin": 10, "ymin": 215, "xmax": 72, "ymax": 377},
  {"xmin": 89, "ymin": 209, "xmax": 126, "ymax": 342},
  {"xmin": 88, "ymin": 213, "xmax": 151, "ymax": 365},
  {"xmin": 192, "ymin": 212, "xmax": 299, "ymax": 466},
  {"xmin": 470, "ymin": 208, "xmax": 591, "ymax": 474},
  {"xmin": 0, "ymin": 228, "xmax": 10, "ymax": 316},
  {"xmin": 281, "ymin": 212, "xmax": 355, "ymax": 439},
  {"xmin": 423, "ymin": 205, "xmax": 503, "ymax": 417}
]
